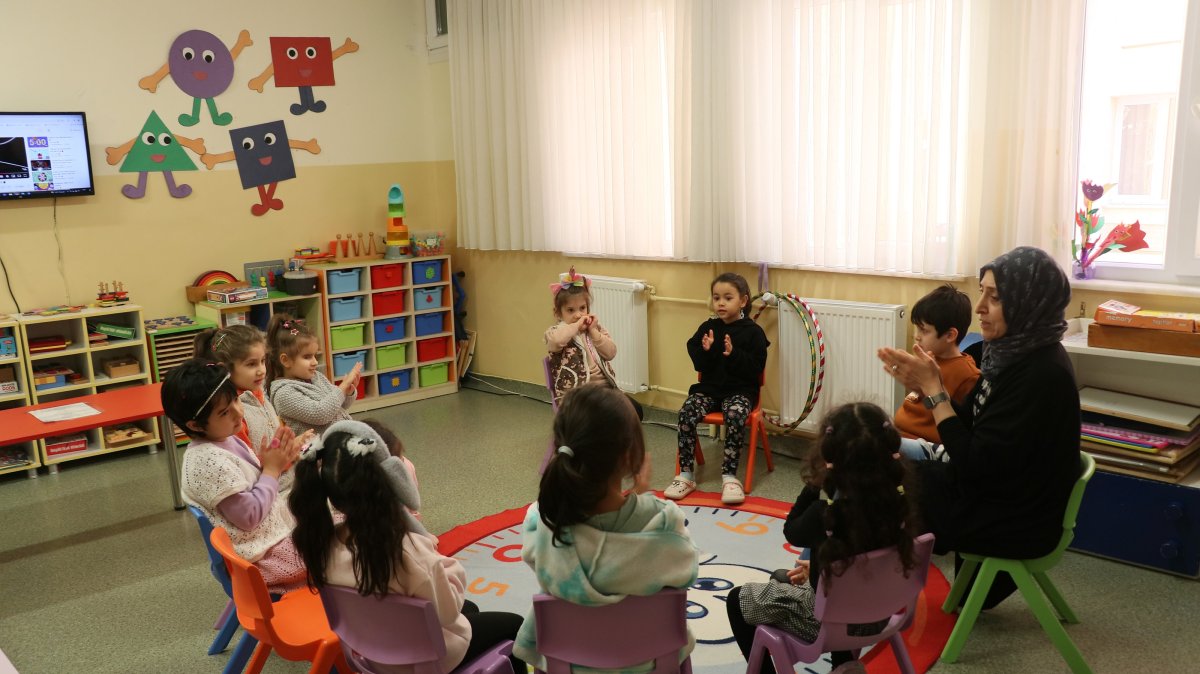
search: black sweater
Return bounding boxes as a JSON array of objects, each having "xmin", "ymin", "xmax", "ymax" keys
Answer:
[{"xmin": 686, "ymin": 317, "xmax": 769, "ymax": 405}]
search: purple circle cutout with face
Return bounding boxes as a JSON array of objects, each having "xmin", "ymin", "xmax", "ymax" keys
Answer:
[{"xmin": 167, "ymin": 30, "xmax": 236, "ymax": 99}]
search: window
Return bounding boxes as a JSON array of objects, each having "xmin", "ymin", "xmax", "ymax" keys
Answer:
[{"xmin": 426, "ymin": 0, "xmax": 447, "ymax": 53}]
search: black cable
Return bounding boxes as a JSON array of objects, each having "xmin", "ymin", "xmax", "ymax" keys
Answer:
[{"xmin": 0, "ymin": 249, "xmax": 20, "ymax": 314}]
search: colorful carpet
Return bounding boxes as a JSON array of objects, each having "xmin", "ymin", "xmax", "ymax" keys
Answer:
[{"xmin": 438, "ymin": 491, "xmax": 955, "ymax": 674}]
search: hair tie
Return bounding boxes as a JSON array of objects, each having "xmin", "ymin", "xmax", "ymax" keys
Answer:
[
  {"xmin": 824, "ymin": 426, "xmax": 833, "ymax": 435},
  {"xmin": 882, "ymin": 420, "xmax": 892, "ymax": 429},
  {"xmin": 299, "ymin": 437, "xmax": 323, "ymax": 462},
  {"xmin": 557, "ymin": 445, "xmax": 575, "ymax": 457},
  {"xmin": 820, "ymin": 489, "xmax": 834, "ymax": 505},
  {"xmin": 549, "ymin": 266, "xmax": 590, "ymax": 296},
  {"xmin": 896, "ymin": 485, "xmax": 906, "ymax": 496},
  {"xmin": 892, "ymin": 452, "xmax": 901, "ymax": 460}
]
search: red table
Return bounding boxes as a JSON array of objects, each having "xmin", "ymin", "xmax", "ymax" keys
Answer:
[{"xmin": 0, "ymin": 383, "xmax": 184, "ymax": 509}]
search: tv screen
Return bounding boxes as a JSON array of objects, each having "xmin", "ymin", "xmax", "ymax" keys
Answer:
[{"xmin": 0, "ymin": 112, "xmax": 96, "ymax": 201}]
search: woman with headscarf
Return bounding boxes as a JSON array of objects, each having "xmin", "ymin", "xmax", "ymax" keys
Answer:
[{"xmin": 877, "ymin": 246, "xmax": 1081, "ymax": 608}]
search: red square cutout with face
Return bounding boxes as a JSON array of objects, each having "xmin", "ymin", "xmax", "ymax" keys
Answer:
[{"xmin": 270, "ymin": 37, "xmax": 336, "ymax": 87}]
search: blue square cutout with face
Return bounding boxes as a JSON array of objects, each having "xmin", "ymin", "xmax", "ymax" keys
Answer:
[{"xmin": 229, "ymin": 121, "xmax": 295, "ymax": 189}]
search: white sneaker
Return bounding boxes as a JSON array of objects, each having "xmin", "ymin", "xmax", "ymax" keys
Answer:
[
  {"xmin": 721, "ymin": 479, "xmax": 746, "ymax": 505},
  {"xmin": 663, "ymin": 477, "xmax": 696, "ymax": 500}
]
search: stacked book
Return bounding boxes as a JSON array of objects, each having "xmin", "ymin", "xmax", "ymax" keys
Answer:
[{"xmin": 1080, "ymin": 387, "xmax": 1200, "ymax": 483}]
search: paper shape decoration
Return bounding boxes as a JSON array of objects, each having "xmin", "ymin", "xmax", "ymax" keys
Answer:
[
  {"xmin": 105, "ymin": 111, "xmax": 206, "ymax": 199},
  {"xmin": 139, "ymin": 29, "xmax": 253, "ymax": 127},
  {"xmin": 200, "ymin": 120, "xmax": 321, "ymax": 216},
  {"xmin": 247, "ymin": 37, "xmax": 359, "ymax": 115}
]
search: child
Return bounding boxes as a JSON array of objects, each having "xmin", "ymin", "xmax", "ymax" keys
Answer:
[
  {"xmin": 362, "ymin": 418, "xmax": 422, "ymax": 520},
  {"xmin": 289, "ymin": 420, "xmax": 525, "ymax": 674},
  {"xmin": 515, "ymin": 384, "xmax": 699, "ymax": 670},
  {"xmin": 893, "ymin": 284, "xmax": 980, "ymax": 461},
  {"xmin": 665, "ymin": 272, "xmax": 769, "ymax": 504},
  {"xmin": 266, "ymin": 313, "xmax": 362, "ymax": 436},
  {"xmin": 165, "ymin": 359, "xmax": 313, "ymax": 593},
  {"xmin": 544, "ymin": 266, "xmax": 643, "ymax": 420},
  {"xmin": 194, "ymin": 325, "xmax": 281, "ymax": 460},
  {"xmin": 726, "ymin": 402, "xmax": 919, "ymax": 674}
]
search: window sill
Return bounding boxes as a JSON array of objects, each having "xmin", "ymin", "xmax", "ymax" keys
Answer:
[{"xmin": 1069, "ymin": 277, "xmax": 1200, "ymax": 298}]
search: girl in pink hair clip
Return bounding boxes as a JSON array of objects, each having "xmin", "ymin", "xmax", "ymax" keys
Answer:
[{"xmin": 544, "ymin": 267, "xmax": 642, "ymax": 420}]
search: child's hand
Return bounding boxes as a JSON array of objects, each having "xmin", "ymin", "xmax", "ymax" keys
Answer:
[
  {"xmin": 340, "ymin": 363, "xmax": 363, "ymax": 392},
  {"xmin": 701, "ymin": 329, "xmax": 715, "ymax": 351},
  {"xmin": 572, "ymin": 314, "xmax": 591, "ymax": 334},
  {"xmin": 786, "ymin": 560, "xmax": 811, "ymax": 585},
  {"xmin": 291, "ymin": 429, "xmax": 316, "ymax": 457},
  {"xmin": 723, "ymin": 334, "xmax": 734, "ymax": 356},
  {"xmin": 260, "ymin": 432, "xmax": 298, "ymax": 478}
]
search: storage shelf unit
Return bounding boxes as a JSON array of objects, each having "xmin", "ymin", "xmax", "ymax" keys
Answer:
[
  {"xmin": 15, "ymin": 305, "xmax": 160, "ymax": 471},
  {"xmin": 145, "ymin": 316, "xmax": 218, "ymax": 446},
  {"xmin": 310, "ymin": 255, "xmax": 458, "ymax": 412},
  {"xmin": 0, "ymin": 315, "xmax": 39, "ymax": 477},
  {"xmin": 192, "ymin": 290, "xmax": 325, "ymax": 367}
]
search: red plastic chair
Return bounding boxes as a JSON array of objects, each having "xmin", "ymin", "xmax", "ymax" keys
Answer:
[
  {"xmin": 531, "ymin": 588, "xmax": 693, "ymax": 674},
  {"xmin": 318, "ymin": 585, "xmax": 515, "ymax": 674},
  {"xmin": 746, "ymin": 533, "xmax": 936, "ymax": 674},
  {"xmin": 209, "ymin": 527, "xmax": 350, "ymax": 674},
  {"xmin": 682, "ymin": 371, "xmax": 772, "ymax": 492}
]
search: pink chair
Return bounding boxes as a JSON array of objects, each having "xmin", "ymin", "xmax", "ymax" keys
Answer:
[
  {"xmin": 531, "ymin": 588, "xmax": 693, "ymax": 674},
  {"xmin": 746, "ymin": 533, "xmax": 935, "ymax": 674},
  {"xmin": 318, "ymin": 585, "xmax": 515, "ymax": 674},
  {"xmin": 538, "ymin": 356, "xmax": 559, "ymax": 473}
]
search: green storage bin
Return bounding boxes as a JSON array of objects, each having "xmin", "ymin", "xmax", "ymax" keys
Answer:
[
  {"xmin": 330, "ymin": 323, "xmax": 366, "ymax": 350},
  {"xmin": 418, "ymin": 362, "xmax": 449, "ymax": 387},
  {"xmin": 376, "ymin": 343, "xmax": 408, "ymax": 370}
]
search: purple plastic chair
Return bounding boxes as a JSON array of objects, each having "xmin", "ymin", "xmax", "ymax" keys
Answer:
[
  {"xmin": 538, "ymin": 356, "xmax": 559, "ymax": 474},
  {"xmin": 318, "ymin": 585, "xmax": 515, "ymax": 674},
  {"xmin": 746, "ymin": 533, "xmax": 936, "ymax": 674},
  {"xmin": 531, "ymin": 588, "xmax": 693, "ymax": 674}
]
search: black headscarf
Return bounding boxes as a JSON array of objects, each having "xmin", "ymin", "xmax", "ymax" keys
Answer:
[{"xmin": 977, "ymin": 246, "xmax": 1071, "ymax": 378}]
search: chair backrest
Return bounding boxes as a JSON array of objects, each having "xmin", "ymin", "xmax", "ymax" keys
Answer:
[
  {"xmin": 960, "ymin": 331, "xmax": 984, "ymax": 365},
  {"xmin": 811, "ymin": 532, "xmax": 935, "ymax": 652},
  {"xmin": 318, "ymin": 585, "xmax": 447, "ymax": 674},
  {"xmin": 209, "ymin": 527, "xmax": 280, "ymax": 635},
  {"xmin": 187, "ymin": 505, "xmax": 234, "ymax": 598},
  {"xmin": 542, "ymin": 356, "xmax": 558, "ymax": 411},
  {"xmin": 532, "ymin": 589, "xmax": 690, "ymax": 674},
  {"xmin": 1052, "ymin": 452, "xmax": 1097, "ymax": 555}
]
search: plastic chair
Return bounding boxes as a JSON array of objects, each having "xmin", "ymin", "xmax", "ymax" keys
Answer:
[
  {"xmin": 531, "ymin": 588, "xmax": 693, "ymax": 674},
  {"xmin": 684, "ymin": 371, "xmax": 772, "ymax": 492},
  {"xmin": 747, "ymin": 533, "xmax": 936, "ymax": 674},
  {"xmin": 960, "ymin": 331, "xmax": 984, "ymax": 365},
  {"xmin": 187, "ymin": 505, "xmax": 260, "ymax": 674},
  {"xmin": 940, "ymin": 453, "xmax": 1095, "ymax": 674},
  {"xmin": 539, "ymin": 357, "xmax": 560, "ymax": 473},
  {"xmin": 209, "ymin": 527, "xmax": 350, "ymax": 674},
  {"xmin": 319, "ymin": 585, "xmax": 516, "ymax": 674}
]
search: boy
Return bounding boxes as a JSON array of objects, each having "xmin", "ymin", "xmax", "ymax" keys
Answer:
[{"xmin": 894, "ymin": 284, "xmax": 980, "ymax": 453}]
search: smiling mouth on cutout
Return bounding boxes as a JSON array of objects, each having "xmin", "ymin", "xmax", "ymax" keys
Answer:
[
  {"xmin": 258, "ymin": 157, "xmax": 273, "ymax": 166},
  {"xmin": 192, "ymin": 71, "xmax": 208, "ymax": 81},
  {"xmin": 151, "ymin": 154, "xmax": 165, "ymax": 163}
]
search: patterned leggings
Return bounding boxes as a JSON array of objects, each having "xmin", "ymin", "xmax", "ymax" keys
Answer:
[{"xmin": 677, "ymin": 393, "xmax": 752, "ymax": 476}]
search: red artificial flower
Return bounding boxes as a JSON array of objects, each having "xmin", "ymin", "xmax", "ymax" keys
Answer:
[{"xmin": 1089, "ymin": 220, "xmax": 1148, "ymax": 265}]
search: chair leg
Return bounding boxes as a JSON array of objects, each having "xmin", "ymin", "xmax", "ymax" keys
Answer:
[
  {"xmin": 246, "ymin": 641, "xmax": 273, "ymax": 674},
  {"xmin": 941, "ymin": 557, "xmax": 981, "ymax": 613},
  {"xmin": 745, "ymin": 419, "xmax": 758, "ymax": 493},
  {"xmin": 940, "ymin": 559, "xmax": 999, "ymax": 663},
  {"xmin": 539, "ymin": 438, "xmax": 555, "ymax": 475},
  {"xmin": 223, "ymin": 632, "xmax": 259, "ymax": 674},
  {"xmin": 760, "ymin": 418, "xmax": 774, "ymax": 472},
  {"xmin": 1032, "ymin": 570, "xmax": 1079, "ymax": 624},
  {"xmin": 208, "ymin": 607, "xmax": 240, "ymax": 655},
  {"xmin": 214, "ymin": 598, "xmax": 235, "ymax": 630},
  {"xmin": 308, "ymin": 642, "xmax": 342, "ymax": 674},
  {"xmin": 1013, "ymin": 569, "xmax": 1093, "ymax": 674},
  {"xmin": 888, "ymin": 632, "xmax": 917, "ymax": 674}
]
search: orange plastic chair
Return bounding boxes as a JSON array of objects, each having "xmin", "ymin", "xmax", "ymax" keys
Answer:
[
  {"xmin": 209, "ymin": 527, "xmax": 351, "ymax": 674},
  {"xmin": 680, "ymin": 371, "xmax": 773, "ymax": 493}
]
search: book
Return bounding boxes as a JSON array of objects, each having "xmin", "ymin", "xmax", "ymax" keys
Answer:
[
  {"xmin": 1080, "ymin": 432, "xmax": 1166, "ymax": 452},
  {"xmin": 1079, "ymin": 387, "xmax": 1200, "ymax": 432},
  {"xmin": 1082, "ymin": 437, "xmax": 1200, "ymax": 466},
  {"xmin": 1082, "ymin": 411, "xmax": 1200, "ymax": 446},
  {"xmin": 1094, "ymin": 307, "xmax": 1199, "ymax": 333}
]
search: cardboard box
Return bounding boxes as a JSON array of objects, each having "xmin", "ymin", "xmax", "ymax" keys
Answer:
[
  {"xmin": 45, "ymin": 434, "xmax": 88, "ymax": 456},
  {"xmin": 104, "ymin": 357, "xmax": 141, "ymax": 378},
  {"xmin": 0, "ymin": 363, "xmax": 14, "ymax": 383},
  {"xmin": 207, "ymin": 285, "xmax": 269, "ymax": 304},
  {"xmin": 186, "ymin": 281, "xmax": 248, "ymax": 303},
  {"xmin": 1088, "ymin": 322, "xmax": 1200, "ymax": 358},
  {"xmin": 0, "ymin": 380, "xmax": 17, "ymax": 394},
  {"xmin": 1094, "ymin": 308, "xmax": 1199, "ymax": 333}
]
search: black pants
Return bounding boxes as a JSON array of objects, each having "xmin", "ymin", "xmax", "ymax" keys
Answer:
[
  {"xmin": 725, "ymin": 587, "xmax": 854, "ymax": 674},
  {"xmin": 461, "ymin": 600, "xmax": 526, "ymax": 672}
]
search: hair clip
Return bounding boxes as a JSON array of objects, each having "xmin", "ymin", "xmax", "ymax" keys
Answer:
[
  {"xmin": 896, "ymin": 485, "xmax": 906, "ymax": 495},
  {"xmin": 824, "ymin": 426, "xmax": 833, "ymax": 435},
  {"xmin": 892, "ymin": 452, "xmax": 901, "ymax": 460},
  {"xmin": 192, "ymin": 372, "xmax": 230, "ymax": 419},
  {"xmin": 882, "ymin": 420, "xmax": 892, "ymax": 429},
  {"xmin": 282, "ymin": 320, "xmax": 291, "ymax": 328},
  {"xmin": 557, "ymin": 445, "xmax": 575, "ymax": 457},
  {"xmin": 549, "ymin": 266, "xmax": 590, "ymax": 296},
  {"xmin": 346, "ymin": 436, "xmax": 376, "ymax": 457},
  {"xmin": 289, "ymin": 329, "xmax": 299, "ymax": 336},
  {"xmin": 213, "ymin": 331, "xmax": 229, "ymax": 350},
  {"xmin": 299, "ymin": 437, "xmax": 323, "ymax": 462}
]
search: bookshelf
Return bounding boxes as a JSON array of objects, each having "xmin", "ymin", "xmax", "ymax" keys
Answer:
[{"xmin": 0, "ymin": 314, "xmax": 39, "ymax": 478}]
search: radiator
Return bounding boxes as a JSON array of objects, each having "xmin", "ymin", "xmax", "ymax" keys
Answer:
[
  {"xmin": 778, "ymin": 299, "xmax": 907, "ymax": 433},
  {"xmin": 586, "ymin": 275, "xmax": 650, "ymax": 393}
]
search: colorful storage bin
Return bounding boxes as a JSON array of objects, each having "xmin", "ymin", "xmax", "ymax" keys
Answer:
[
  {"xmin": 376, "ymin": 343, "xmax": 408, "ymax": 370},
  {"xmin": 414, "ymin": 312, "xmax": 446, "ymax": 337},
  {"xmin": 372, "ymin": 291, "xmax": 405, "ymax": 316},
  {"xmin": 370, "ymin": 263, "xmax": 405, "ymax": 289},
  {"xmin": 330, "ymin": 323, "xmax": 366, "ymax": 350},
  {"xmin": 373, "ymin": 317, "xmax": 407, "ymax": 343},
  {"xmin": 416, "ymin": 337, "xmax": 449, "ymax": 362},
  {"xmin": 411, "ymin": 260, "xmax": 443, "ymax": 285},
  {"xmin": 333, "ymin": 350, "xmax": 367, "ymax": 377},
  {"xmin": 413, "ymin": 287, "xmax": 444, "ymax": 309},
  {"xmin": 418, "ymin": 362, "xmax": 449, "ymax": 387},
  {"xmin": 379, "ymin": 369, "xmax": 412, "ymax": 394},
  {"xmin": 327, "ymin": 268, "xmax": 362, "ymax": 294},
  {"xmin": 329, "ymin": 297, "xmax": 364, "ymax": 322}
]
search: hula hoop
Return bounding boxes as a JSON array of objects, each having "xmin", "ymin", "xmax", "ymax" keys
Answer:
[{"xmin": 751, "ymin": 291, "xmax": 826, "ymax": 431}]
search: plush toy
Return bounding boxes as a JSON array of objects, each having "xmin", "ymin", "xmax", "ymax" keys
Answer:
[{"xmin": 300, "ymin": 419, "xmax": 427, "ymax": 537}]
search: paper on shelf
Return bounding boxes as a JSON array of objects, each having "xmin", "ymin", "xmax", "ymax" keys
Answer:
[{"xmin": 29, "ymin": 402, "xmax": 101, "ymax": 423}]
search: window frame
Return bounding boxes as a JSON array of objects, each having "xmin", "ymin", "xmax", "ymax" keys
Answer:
[{"xmin": 426, "ymin": 0, "xmax": 448, "ymax": 56}]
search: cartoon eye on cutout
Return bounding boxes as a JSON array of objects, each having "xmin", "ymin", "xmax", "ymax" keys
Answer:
[
  {"xmin": 182, "ymin": 47, "xmax": 195, "ymax": 61},
  {"xmin": 692, "ymin": 577, "xmax": 734, "ymax": 592},
  {"xmin": 305, "ymin": 46, "xmax": 317, "ymax": 59},
  {"xmin": 263, "ymin": 132, "xmax": 277, "ymax": 146},
  {"xmin": 241, "ymin": 137, "xmax": 255, "ymax": 150},
  {"xmin": 202, "ymin": 50, "xmax": 215, "ymax": 63},
  {"xmin": 158, "ymin": 133, "xmax": 173, "ymax": 145},
  {"xmin": 141, "ymin": 132, "xmax": 157, "ymax": 145},
  {"xmin": 286, "ymin": 47, "xmax": 299, "ymax": 60}
]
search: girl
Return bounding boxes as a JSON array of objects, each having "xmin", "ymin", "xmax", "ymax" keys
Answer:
[
  {"xmin": 516, "ymin": 384, "xmax": 699, "ymax": 670},
  {"xmin": 194, "ymin": 325, "xmax": 281, "ymax": 461},
  {"xmin": 267, "ymin": 313, "xmax": 362, "ymax": 436},
  {"xmin": 362, "ymin": 418, "xmax": 422, "ymax": 521},
  {"xmin": 665, "ymin": 272, "xmax": 769, "ymax": 504},
  {"xmin": 289, "ymin": 420, "xmax": 525, "ymax": 674},
  {"xmin": 165, "ymin": 358, "xmax": 313, "ymax": 593},
  {"xmin": 544, "ymin": 266, "xmax": 643, "ymax": 420},
  {"xmin": 726, "ymin": 402, "xmax": 919, "ymax": 674}
]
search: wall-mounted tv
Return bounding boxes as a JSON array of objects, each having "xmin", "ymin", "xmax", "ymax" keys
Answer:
[{"xmin": 0, "ymin": 112, "xmax": 96, "ymax": 201}]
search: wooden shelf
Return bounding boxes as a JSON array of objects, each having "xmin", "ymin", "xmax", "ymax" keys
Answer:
[{"xmin": 1064, "ymin": 320, "xmax": 1200, "ymax": 367}]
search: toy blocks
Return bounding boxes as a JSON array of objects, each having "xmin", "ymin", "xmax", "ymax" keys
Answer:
[{"xmin": 386, "ymin": 184, "xmax": 411, "ymax": 257}]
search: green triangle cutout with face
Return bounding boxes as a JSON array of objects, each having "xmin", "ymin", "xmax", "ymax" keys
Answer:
[{"xmin": 120, "ymin": 111, "xmax": 197, "ymax": 173}]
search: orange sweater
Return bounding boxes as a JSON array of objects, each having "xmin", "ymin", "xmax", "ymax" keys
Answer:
[{"xmin": 893, "ymin": 353, "xmax": 980, "ymax": 443}]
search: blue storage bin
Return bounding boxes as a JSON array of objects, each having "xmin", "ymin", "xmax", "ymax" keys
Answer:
[
  {"xmin": 333, "ymin": 350, "xmax": 367, "ymax": 377},
  {"xmin": 413, "ymin": 287, "xmax": 444, "ymax": 310},
  {"xmin": 414, "ymin": 312, "xmax": 446, "ymax": 337},
  {"xmin": 378, "ymin": 369, "xmax": 412, "ymax": 394},
  {"xmin": 327, "ymin": 268, "xmax": 362, "ymax": 294},
  {"xmin": 329, "ymin": 296, "xmax": 364, "ymax": 322},
  {"xmin": 373, "ymin": 317, "xmax": 407, "ymax": 343},
  {"xmin": 411, "ymin": 260, "xmax": 443, "ymax": 285}
]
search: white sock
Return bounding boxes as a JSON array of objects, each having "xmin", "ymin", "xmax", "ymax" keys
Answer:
[
  {"xmin": 678, "ymin": 470, "xmax": 694, "ymax": 482},
  {"xmin": 722, "ymin": 474, "xmax": 740, "ymax": 485}
]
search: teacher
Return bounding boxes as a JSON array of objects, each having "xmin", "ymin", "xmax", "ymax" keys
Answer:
[{"xmin": 877, "ymin": 246, "xmax": 1081, "ymax": 608}]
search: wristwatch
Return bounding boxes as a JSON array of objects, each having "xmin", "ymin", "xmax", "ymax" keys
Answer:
[{"xmin": 922, "ymin": 391, "xmax": 949, "ymax": 409}]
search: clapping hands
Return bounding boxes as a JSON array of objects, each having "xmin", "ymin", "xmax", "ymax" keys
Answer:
[{"xmin": 701, "ymin": 330, "xmax": 734, "ymax": 356}]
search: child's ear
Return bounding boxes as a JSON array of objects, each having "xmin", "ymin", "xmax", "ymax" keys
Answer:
[
  {"xmin": 944, "ymin": 327, "xmax": 959, "ymax": 344},
  {"xmin": 185, "ymin": 420, "xmax": 204, "ymax": 434}
]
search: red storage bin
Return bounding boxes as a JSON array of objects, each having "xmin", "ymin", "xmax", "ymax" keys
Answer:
[
  {"xmin": 416, "ymin": 337, "xmax": 449, "ymax": 362},
  {"xmin": 372, "ymin": 290, "xmax": 405, "ymax": 316},
  {"xmin": 337, "ymin": 377, "xmax": 367, "ymax": 400},
  {"xmin": 370, "ymin": 263, "xmax": 405, "ymax": 289}
]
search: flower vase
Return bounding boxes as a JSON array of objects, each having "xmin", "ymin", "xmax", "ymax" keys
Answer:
[{"xmin": 1072, "ymin": 261, "xmax": 1095, "ymax": 280}]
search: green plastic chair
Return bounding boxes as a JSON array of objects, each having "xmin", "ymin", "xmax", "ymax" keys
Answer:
[{"xmin": 940, "ymin": 452, "xmax": 1095, "ymax": 674}]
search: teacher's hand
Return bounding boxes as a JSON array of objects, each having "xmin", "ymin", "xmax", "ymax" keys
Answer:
[{"xmin": 877, "ymin": 344, "xmax": 942, "ymax": 397}]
